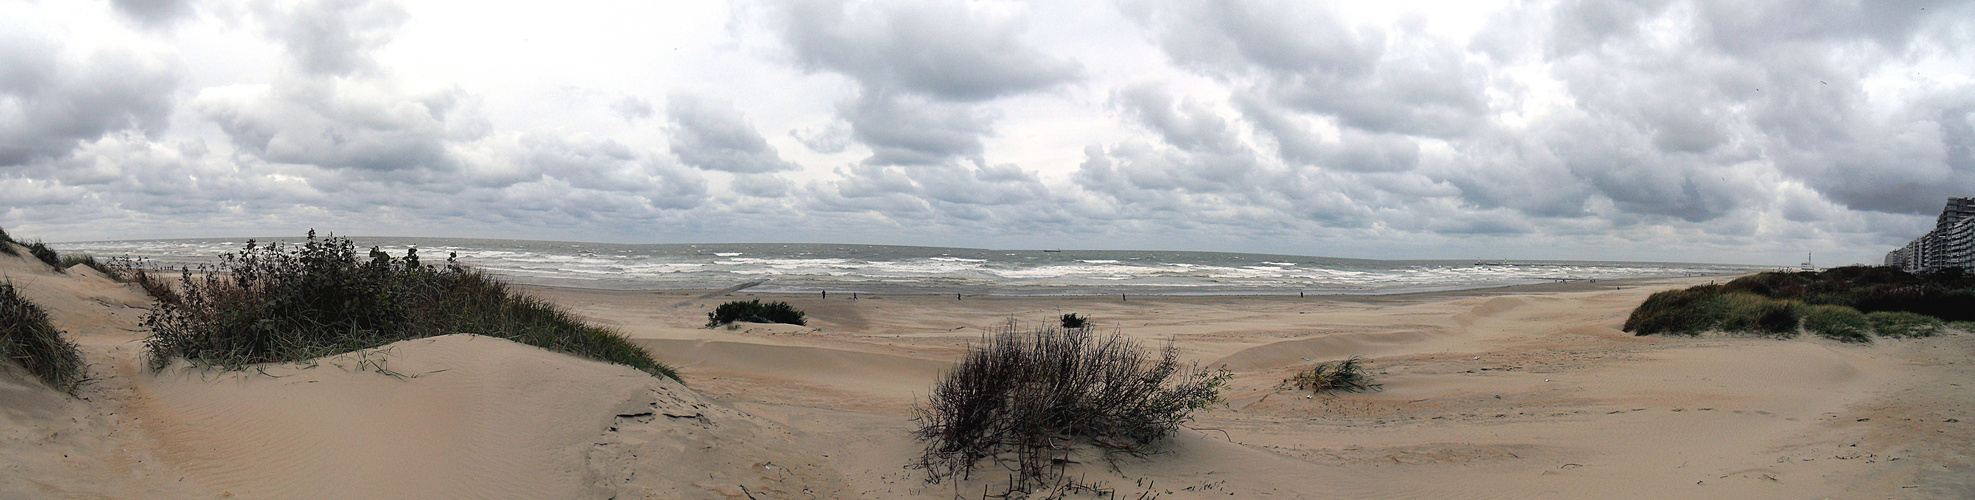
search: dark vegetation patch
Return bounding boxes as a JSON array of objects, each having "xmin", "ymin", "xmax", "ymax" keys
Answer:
[
  {"xmin": 706, "ymin": 299, "xmax": 806, "ymax": 327},
  {"xmin": 0, "ymin": 226, "xmax": 15, "ymax": 256},
  {"xmin": 128, "ymin": 231, "xmax": 677, "ymax": 381},
  {"xmin": 913, "ymin": 323, "xmax": 1230, "ymax": 491},
  {"xmin": 1, "ymin": 281, "xmax": 86, "ymax": 393},
  {"xmin": 1059, "ymin": 313, "xmax": 1088, "ymax": 329},
  {"xmin": 1282, "ymin": 356, "xmax": 1381, "ymax": 393},
  {"xmin": 24, "ymin": 241, "xmax": 60, "ymax": 270},
  {"xmin": 1624, "ymin": 266, "xmax": 1972, "ymax": 340}
]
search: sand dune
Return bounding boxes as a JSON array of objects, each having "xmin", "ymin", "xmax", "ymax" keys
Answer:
[{"xmin": 4, "ymin": 245, "xmax": 1972, "ymax": 498}]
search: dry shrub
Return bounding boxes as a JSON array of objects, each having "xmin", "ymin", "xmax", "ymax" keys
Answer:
[
  {"xmin": 1282, "ymin": 356, "xmax": 1381, "ymax": 393},
  {"xmin": 912, "ymin": 323, "xmax": 1230, "ymax": 491}
]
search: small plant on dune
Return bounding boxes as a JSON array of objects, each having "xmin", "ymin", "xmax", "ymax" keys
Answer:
[
  {"xmin": 1282, "ymin": 356, "xmax": 1381, "ymax": 394},
  {"xmin": 1, "ymin": 281, "xmax": 86, "ymax": 393},
  {"xmin": 0, "ymin": 226, "xmax": 16, "ymax": 256},
  {"xmin": 1867, "ymin": 311, "xmax": 1943, "ymax": 339},
  {"xmin": 60, "ymin": 254, "xmax": 121, "ymax": 280},
  {"xmin": 913, "ymin": 323, "xmax": 1230, "ymax": 492},
  {"xmin": 137, "ymin": 230, "xmax": 678, "ymax": 381},
  {"xmin": 1059, "ymin": 313, "xmax": 1088, "ymax": 329},
  {"xmin": 1801, "ymin": 305, "xmax": 1870, "ymax": 343},
  {"xmin": 706, "ymin": 299, "xmax": 806, "ymax": 327}
]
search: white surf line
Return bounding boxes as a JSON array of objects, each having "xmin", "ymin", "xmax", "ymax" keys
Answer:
[{"xmin": 671, "ymin": 280, "xmax": 767, "ymax": 307}]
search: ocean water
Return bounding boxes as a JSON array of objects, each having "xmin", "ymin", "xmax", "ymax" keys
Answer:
[{"xmin": 56, "ymin": 237, "xmax": 1756, "ymax": 296}]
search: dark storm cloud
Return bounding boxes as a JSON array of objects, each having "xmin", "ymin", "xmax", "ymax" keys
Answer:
[
  {"xmin": 665, "ymin": 93, "xmax": 797, "ymax": 173},
  {"xmin": 0, "ymin": 30, "xmax": 179, "ymax": 167},
  {"xmin": 765, "ymin": 0, "xmax": 1081, "ymax": 165}
]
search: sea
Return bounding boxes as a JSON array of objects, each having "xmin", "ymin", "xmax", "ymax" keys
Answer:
[{"xmin": 56, "ymin": 237, "xmax": 1759, "ymax": 296}]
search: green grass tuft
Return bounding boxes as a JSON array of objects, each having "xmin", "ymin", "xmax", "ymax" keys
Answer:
[
  {"xmin": 1717, "ymin": 293, "xmax": 1800, "ymax": 337},
  {"xmin": 1282, "ymin": 356, "xmax": 1381, "ymax": 393},
  {"xmin": 0, "ymin": 226, "xmax": 15, "ymax": 256},
  {"xmin": 1, "ymin": 281, "xmax": 86, "ymax": 393},
  {"xmin": 134, "ymin": 231, "xmax": 678, "ymax": 381},
  {"xmin": 706, "ymin": 299, "xmax": 806, "ymax": 327},
  {"xmin": 1867, "ymin": 311, "xmax": 1943, "ymax": 339},
  {"xmin": 1802, "ymin": 305, "xmax": 1870, "ymax": 343}
]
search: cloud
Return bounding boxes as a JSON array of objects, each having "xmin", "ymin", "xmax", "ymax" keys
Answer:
[
  {"xmin": 665, "ymin": 92, "xmax": 797, "ymax": 173},
  {"xmin": 764, "ymin": 0, "xmax": 1080, "ymax": 165},
  {"xmin": 256, "ymin": 0, "xmax": 409, "ymax": 76},
  {"xmin": 0, "ymin": 28, "xmax": 179, "ymax": 167},
  {"xmin": 1129, "ymin": 0, "xmax": 1488, "ymax": 138},
  {"xmin": 790, "ymin": 121, "xmax": 852, "ymax": 154},
  {"xmin": 774, "ymin": 0, "xmax": 1080, "ymax": 101},
  {"xmin": 839, "ymin": 90, "xmax": 994, "ymax": 165},
  {"xmin": 611, "ymin": 96, "xmax": 655, "ymax": 122},
  {"xmin": 195, "ymin": 78, "xmax": 482, "ymax": 174},
  {"xmin": 112, "ymin": 0, "xmax": 198, "ymax": 28}
]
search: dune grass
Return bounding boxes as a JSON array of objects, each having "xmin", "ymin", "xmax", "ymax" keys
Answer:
[
  {"xmin": 1, "ymin": 281, "xmax": 86, "ymax": 393},
  {"xmin": 913, "ymin": 323, "xmax": 1230, "ymax": 490},
  {"xmin": 0, "ymin": 226, "xmax": 60, "ymax": 269},
  {"xmin": 59, "ymin": 254, "xmax": 121, "ymax": 279},
  {"xmin": 706, "ymin": 299, "xmax": 805, "ymax": 327},
  {"xmin": 131, "ymin": 231, "xmax": 678, "ymax": 381},
  {"xmin": 1867, "ymin": 311, "xmax": 1943, "ymax": 339},
  {"xmin": 1802, "ymin": 305, "xmax": 1871, "ymax": 343},
  {"xmin": 1282, "ymin": 356, "xmax": 1381, "ymax": 393},
  {"xmin": 1626, "ymin": 266, "xmax": 1971, "ymax": 340}
]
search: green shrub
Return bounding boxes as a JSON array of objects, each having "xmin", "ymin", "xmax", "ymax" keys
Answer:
[
  {"xmin": 1950, "ymin": 321, "xmax": 1975, "ymax": 333},
  {"xmin": 1801, "ymin": 305, "xmax": 1870, "ymax": 343},
  {"xmin": 1, "ymin": 281, "xmax": 86, "ymax": 393},
  {"xmin": 1717, "ymin": 293, "xmax": 1800, "ymax": 337},
  {"xmin": 706, "ymin": 299, "xmax": 806, "ymax": 327},
  {"xmin": 138, "ymin": 231, "xmax": 677, "ymax": 381},
  {"xmin": 913, "ymin": 324, "xmax": 1230, "ymax": 490},
  {"xmin": 1624, "ymin": 285, "xmax": 1725, "ymax": 335},
  {"xmin": 1059, "ymin": 313, "xmax": 1088, "ymax": 329},
  {"xmin": 1282, "ymin": 356, "xmax": 1380, "ymax": 393},
  {"xmin": 1867, "ymin": 311, "xmax": 1943, "ymax": 339},
  {"xmin": 0, "ymin": 226, "xmax": 15, "ymax": 256}
]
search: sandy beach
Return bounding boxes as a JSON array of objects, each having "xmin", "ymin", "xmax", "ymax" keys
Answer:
[{"xmin": 3, "ymin": 249, "xmax": 1971, "ymax": 498}]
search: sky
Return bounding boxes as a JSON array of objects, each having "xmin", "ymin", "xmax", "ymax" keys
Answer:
[{"xmin": 2, "ymin": 0, "xmax": 1972, "ymax": 265}]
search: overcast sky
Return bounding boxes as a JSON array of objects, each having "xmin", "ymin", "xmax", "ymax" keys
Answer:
[{"xmin": 3, "ymin": 0, "xmax": 1972, "ymax": 265}]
